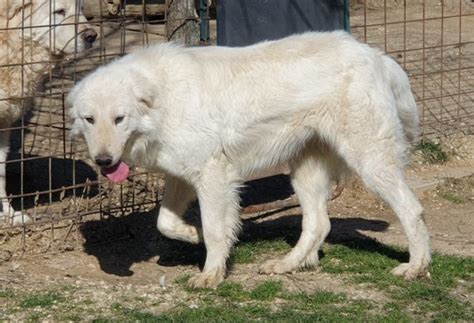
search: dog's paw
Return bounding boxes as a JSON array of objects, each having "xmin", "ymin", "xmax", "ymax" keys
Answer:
[
  {"xmin": 0, "ymin": 210, "xmax": 32, "ymax": 226},
  {"xmin": 259, "ymin": 259, "xmax": 295, "ymax": 275},
  {"xmin": 188, "ymin": 269, "xmax": 225, "ymax": 289},
  {"xmin": 189, "ymin": 227, "xmax": 204, "ymax": 245},
  {"xmin": 12, "ymin": 212, "xmax": 32, "ymax": 226},
  {"xmin": 0, "ymin": 204, "xmax": 16, "ymax": 219},
  {"xmin": 391, "ymin": 263, "xmax": 431, "ymax": 280}
]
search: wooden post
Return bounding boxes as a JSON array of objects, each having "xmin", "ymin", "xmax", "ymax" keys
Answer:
[{"xmin": 166, "ymin": 0, "xmax": 200, "ymax": 46}]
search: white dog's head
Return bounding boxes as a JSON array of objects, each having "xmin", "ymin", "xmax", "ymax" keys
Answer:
[
  {"xmin": 2, "ymin": 0, "xmax": 97, "ymax": 54},
  {"xmin": 67, "ymin": 65, "xmax": 154, "ymax": 182}
]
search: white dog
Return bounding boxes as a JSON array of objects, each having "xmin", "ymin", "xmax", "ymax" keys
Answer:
[
  {"xmin": 68, "ymin": 31, "xmax": 431, "ymax": 288},
  {"xmin": 0, "ymin": 0, "xmax": 97, "ymax": 223}
]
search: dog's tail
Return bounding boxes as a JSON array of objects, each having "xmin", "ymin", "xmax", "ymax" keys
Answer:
[{"xmin": 384, "ymin": 56, "xmax": 420, "ymax": 143}]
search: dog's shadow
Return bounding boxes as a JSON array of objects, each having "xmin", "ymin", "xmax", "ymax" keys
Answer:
[
  {"xmin": 6, "ymin": 117, "xmax": 98, "ymax": 210},
  {"xmin": 80, "ymin": 175, "xmax": 408, "ymax": 277}
]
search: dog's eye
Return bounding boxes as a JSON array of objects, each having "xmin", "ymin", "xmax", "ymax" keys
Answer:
[
  {"xmin": 85, "ymin": 117, "xmax": 94, "ymax": 125},
  {"xmin": 54, "ymin": 9, "xmax": 66, "ymax": 16},
  {"xmin": 115, "ymin": 116, "xmax": 125, "ymax": 125}
]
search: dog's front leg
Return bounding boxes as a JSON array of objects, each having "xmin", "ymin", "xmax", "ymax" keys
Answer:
[
  {"xmin": 0, "ymin": 130, "xmax": 15, "ymax": 219},
  {"xmin": 0, "ymin": 130, "xmax": 31, "ymax": 225},
  {"xmin": 157, "ymin": 175, "xmax": 201, "ymax": 244},
  {"xmin": 0, "ymin": 145, "xmax": 13, "ymax": 218},
  {"xmin": 189, "ymin": 156, "xmax": 242, "ymax": 289}
]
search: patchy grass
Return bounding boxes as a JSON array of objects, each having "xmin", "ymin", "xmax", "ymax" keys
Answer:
[
  {"xmin": 59, "ymin": 313, "xmax": 82, "ymax": 321},
  {"xmin": 159, "ymin": 289, "xmax": 386, "ymax": 322},
  {"xmin": 216, "ymin": 280, "xmax": 283, "ymax": 302},
  {"xmin": 156, "ymin": 244, "xmax": 472, "ymax": 322},
  {"xmin": 110, "ymin": 302, "xmax": 161, "ymax": 321},
  {"xmin": 2, "ymin": 239, "xmax": 472, "ymax": 322},
  {"xmin": 415, "ymin": 139, "xmax": 448, "ymax": 164},
  {"xmin": 27, "ymin": 312, "xmax": 45, "ymax": 322},
  {"xmin": 0, "ymin": 289, "xmax": 15, "ymax": 299},
  {"xmin": 320, "ymin": 238, "xmax": 474, "ymax": 321},
  {"xmin": 249, "ymin": 280, "xmax": 283, "ymax": 301},
  {"xmin": 321, "ymin": 239, "xmax": 473, "ymax": 289},
  {"xmin": 438, "ymin": 191, "xmax": 466, "ymax": 204},
  {"xmin": 173, "ymin": 273, "xmax": 192, "ymax": 287},
  {"xmin": 20, "ymin": 291, "xmax": 64, "ymax": 309},
  {"xmin": 392, "ymin": 282, "xmax": 470, "ymax": 321},
  {"xmin": 436, "ymin": 175, "xmax": 473, "ymax": 204},
  {"xmin": 230, "ymin": 238, "xmax": 291, "ymax": 264}
]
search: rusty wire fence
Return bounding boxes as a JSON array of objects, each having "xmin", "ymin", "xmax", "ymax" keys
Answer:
[
  {"xmin": 0, "ymin": 0, "xmax": 209, "ymax": 255},
  {"xmin": 351, "ymin": 0, "xmax": 474, "ymax": 135},
  {"xmin": 0, "ymin": 0, "xmax": 472, "ymax": 256}
]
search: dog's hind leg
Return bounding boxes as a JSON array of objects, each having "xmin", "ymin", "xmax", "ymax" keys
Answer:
[
  {"xmin": 157, "ymin": 175, "xmax": 201, "ymax": 244},
  {"xmin": 338, "ymin": 139, "xmax": 431, "ymax": 279},
  {"xmin": 260, "ymin": 142, "xmax": 332, "ymax": 274},
  {"xmin": 189, "ymin": 155, "xmax": 242, "ymax": 289}
]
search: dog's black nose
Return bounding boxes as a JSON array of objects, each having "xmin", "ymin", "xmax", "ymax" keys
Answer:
[
  {"xmin": 95, "ymin": 155, "xmax": 113, "ymax": 167},
  {"xmin": 82, "ymin": 28, "xmax": 97, "ymax": 44}
]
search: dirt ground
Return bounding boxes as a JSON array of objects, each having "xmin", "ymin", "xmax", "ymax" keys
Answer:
[
  {"xmin": 0, "ymin": 133, "xmax": 472, "ymax": 319},
  {"xmin": 0, "ymin": 1, "xmax": 473, "ymax": 320}
]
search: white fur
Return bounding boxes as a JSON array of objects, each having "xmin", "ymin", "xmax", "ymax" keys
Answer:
[
  {"xmin": 68, "ymin": 31, "xmax": 431, "ymax": 288},
  {"xmin": 0, "ymin": 0, "xmax": 95, "ymax": 224}
]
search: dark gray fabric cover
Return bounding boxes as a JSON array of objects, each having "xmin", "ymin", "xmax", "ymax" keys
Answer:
[{"xmin": 217, "ymin": 0, "xmax": 348, "ymax": 47}]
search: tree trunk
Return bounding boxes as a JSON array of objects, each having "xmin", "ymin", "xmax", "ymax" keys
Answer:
[{"xmin": 166, "ymin": 0, "xmax": 200, "ymax": 46}]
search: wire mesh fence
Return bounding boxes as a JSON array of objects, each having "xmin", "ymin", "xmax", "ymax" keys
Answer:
[
  {"xmin": 0, "ymin": 0, "xmax": 472, "ymax": 256},
  {"xmin": 351, "ymin": 0, "xmax": 474, "ymax": 136}
]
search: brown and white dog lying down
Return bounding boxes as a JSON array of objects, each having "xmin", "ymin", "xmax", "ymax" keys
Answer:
[
  {"xmin": 0, "ymin": 0, "xmax": 97, "ymax": 224},
  {"xmin": 68, "ymin": 31, "xmax": 431, "ymax": 288}
]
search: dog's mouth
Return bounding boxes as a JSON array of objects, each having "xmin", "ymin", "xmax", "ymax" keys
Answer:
[{"xmin": 101, "ymin": 161, "xmax": 130, "ymax": 184}]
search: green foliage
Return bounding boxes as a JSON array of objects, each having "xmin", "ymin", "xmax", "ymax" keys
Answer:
[
  {"xmin": 0, "ymin": 289, "xmax": 15, "ymax": 299},
  {"xmin": 109, "ymin": 302, "xmax": 164, "ymax": 322},
  {"xmin": 438, "ymin": 191, "xmax": 465, "ymax": 203},
  {"xmin": 231, "ymin": 238, "xmax": 291, "ymax": 264},
  {"xmin": 320, "ymin": 239, "xmax": 473, "ymax": 321},
  {"xmin": 20, "ymin": 292, "xmax": 64, "ymax": 308},
  {"xmin": 173, "ymin": 273, "xmax": 192, "ymax": 286},
  {"xmin": 415, "ymin": 139, "xmax": 448, "ymax": 164},
  {"xmin": 249, "ymin": 280, "xmax": 283, "ymax": 301}
]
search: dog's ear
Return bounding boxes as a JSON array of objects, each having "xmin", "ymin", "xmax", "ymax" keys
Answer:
[
  {"xmin": 66, "ymin": 81, "xmax": 82, "ymax": 110},
  {"xmin": 68, "ymin": 103, "xmax": 83, "ymax": 139},
  {"xmin": 1, "ymin": 0, "xmax": 32, "ymax": 20},
  {"xmin": 131, "ymin": 74, "xmax": 155, "ymax": 112},
  {"xmin": 138, "ymin": 96, "xmax": 154, "ymax": 110},
  {"xmin": 66, "ymin": 82, "xmax": 84, "ymax": 138},
  {"xmin": 69, "ymin": 104, "xmax": 84, "ymax": 139},
  {"xmin": 69, "ymin": 118, "xmax": 83, "ymax": 139}
]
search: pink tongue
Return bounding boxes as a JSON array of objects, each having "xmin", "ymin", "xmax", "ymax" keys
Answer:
[{"xmin": 102, "ymin": 161, "xmax": 130, "ymax": 183}]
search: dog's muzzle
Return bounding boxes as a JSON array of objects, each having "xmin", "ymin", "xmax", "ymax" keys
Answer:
[
  {"xmin": 95, "ymin": 154, "xmax": 113, "ymax": 167},
  {"xmin": 81, "ymin": 28, "xmax": 97, "ymax": 49}
]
